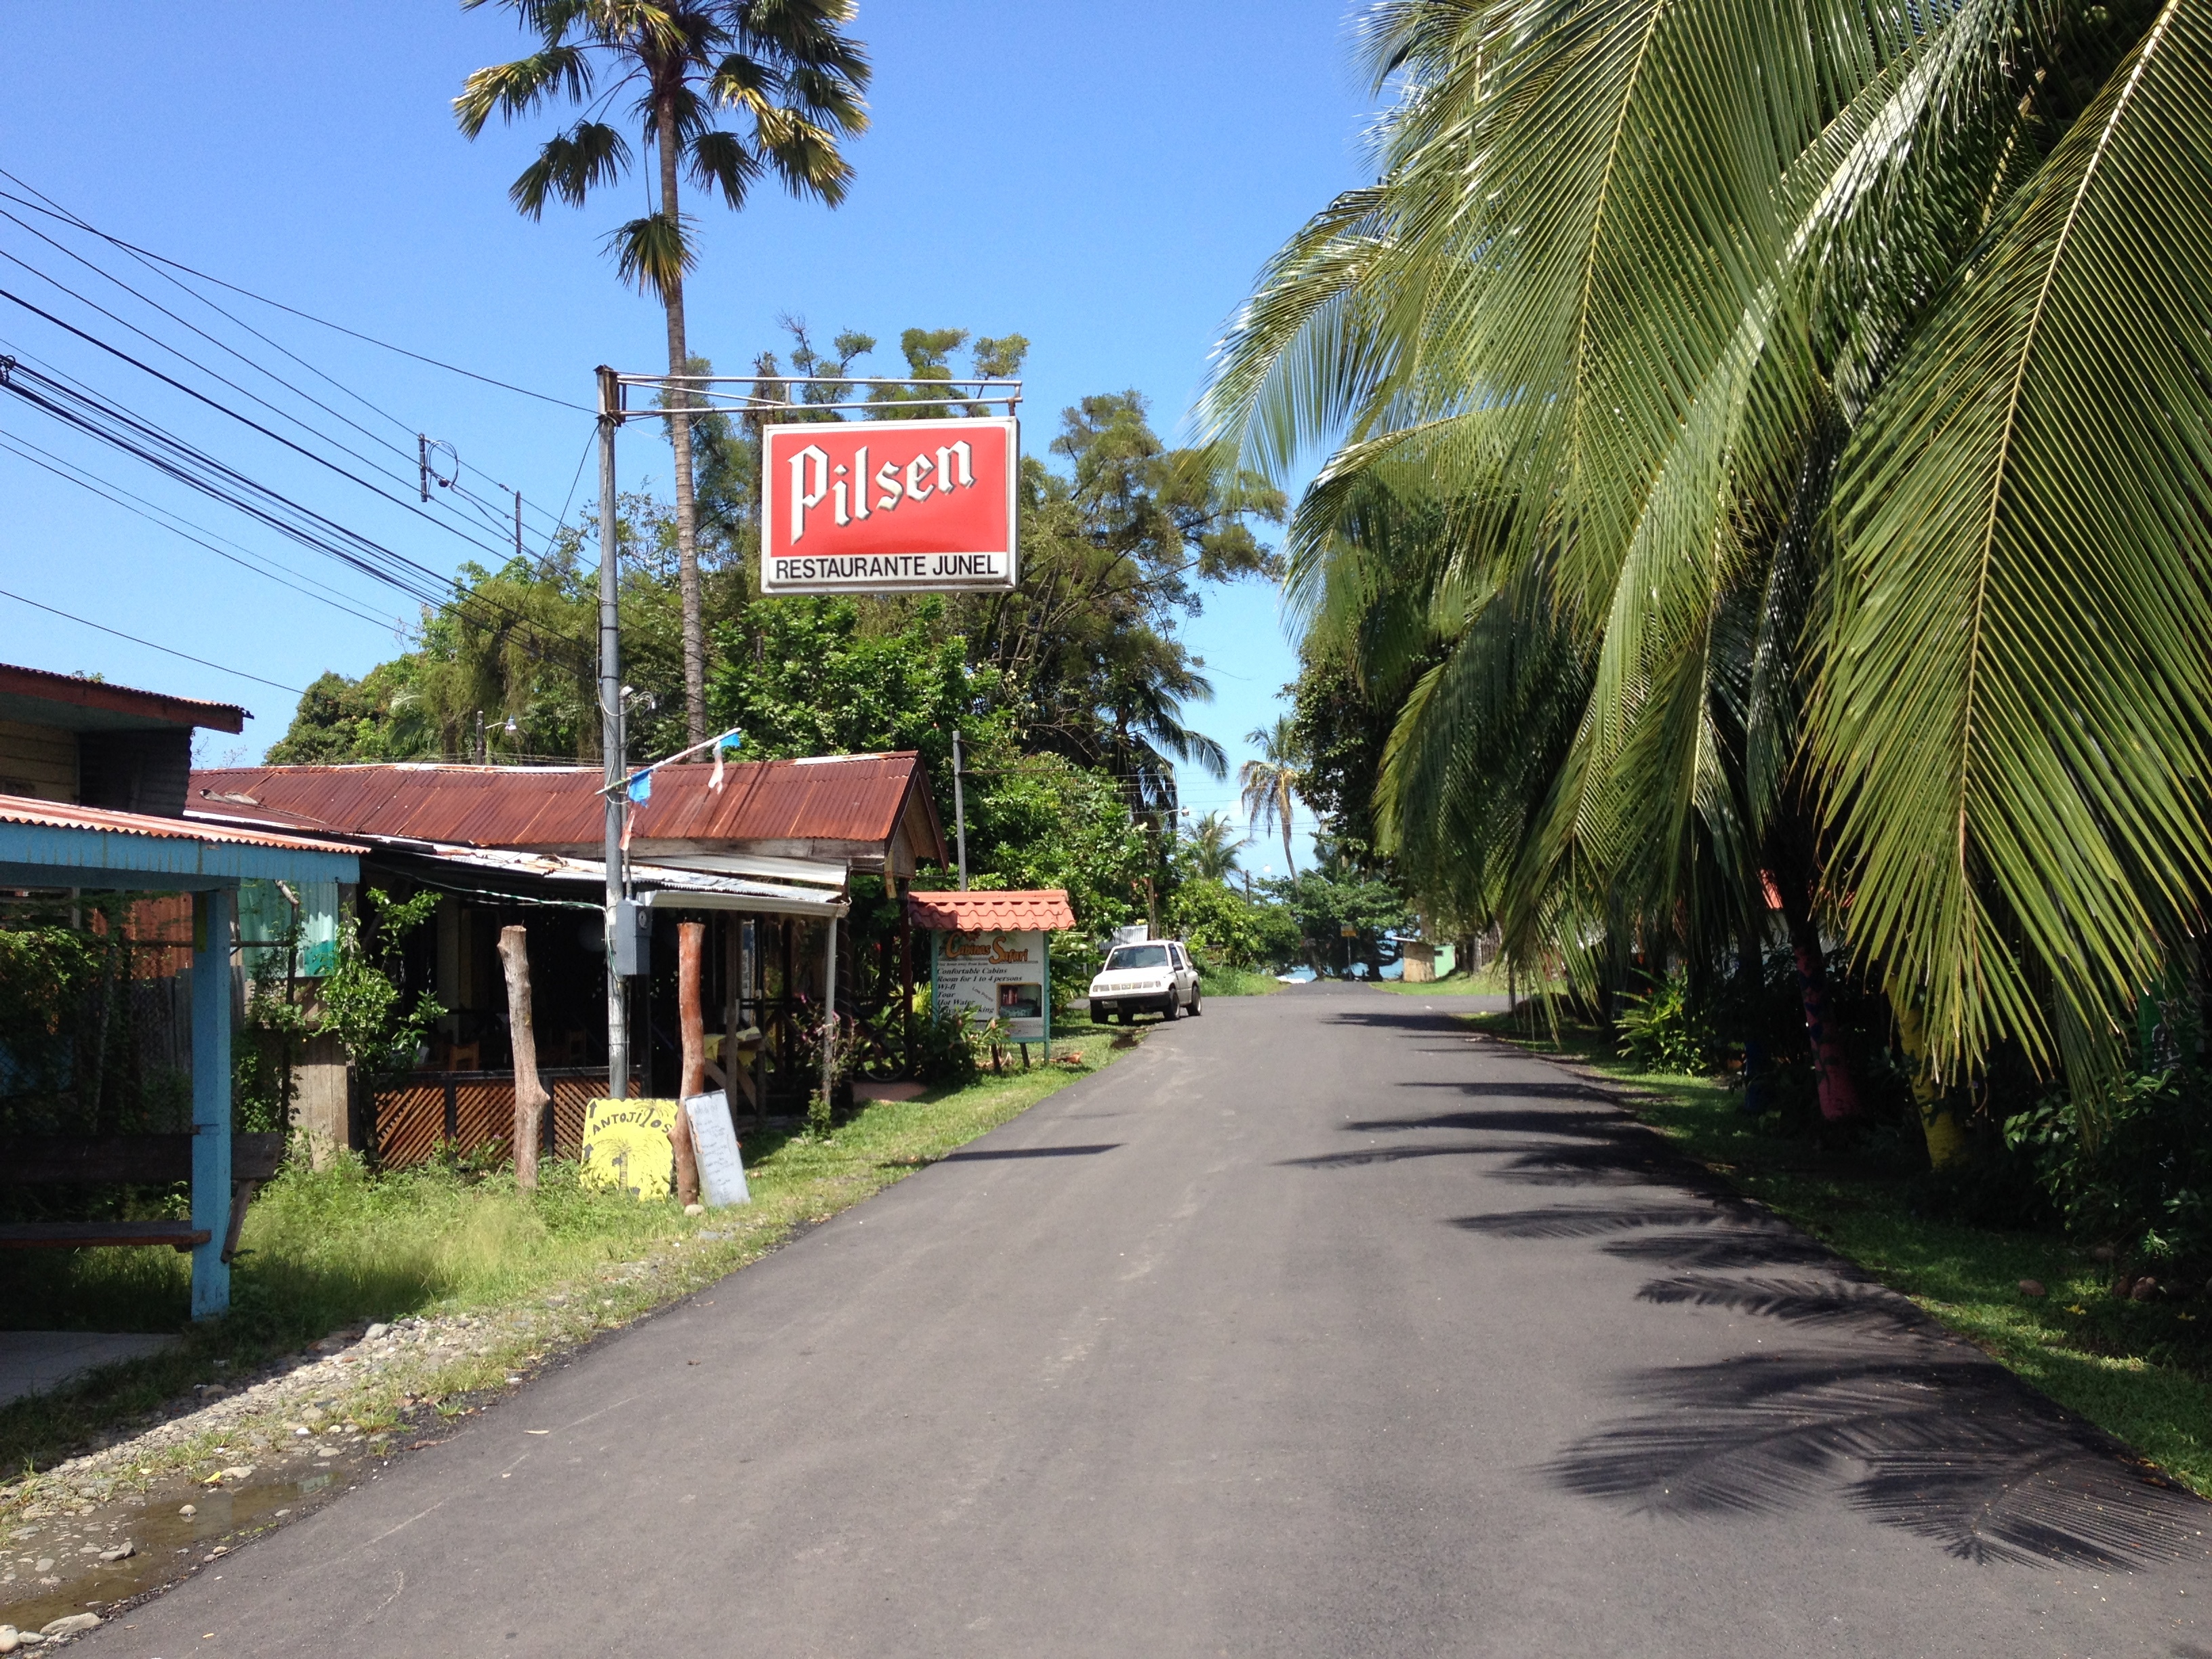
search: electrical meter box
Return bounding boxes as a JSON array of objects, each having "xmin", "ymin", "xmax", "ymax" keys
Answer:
[{"xmin": 612, "ymin": 899, "xmax": 653, "ymax": 977}]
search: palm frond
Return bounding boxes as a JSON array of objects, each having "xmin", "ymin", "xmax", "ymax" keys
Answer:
[
  {"xmin": 509, "ymin": 119, "xmax": 632, "ymax": 216},
  {"xmin": 1815, "ymin": 0, "xmax": 2212, "ymax": 1073},
  {"xmin": 606, "ymin": 208, "xmax": 695, "ymax": 300}
]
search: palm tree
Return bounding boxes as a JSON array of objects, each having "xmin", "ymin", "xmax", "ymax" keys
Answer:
[
  {"xmin": 1203, "ymin": 0, "xmax": 2212, "ymax": 1122},
  {"xmin": 1240, "ymin": 718, "xmax": 1307, "ymax": 877},
  {"xmin": 1183, "ymin": 811, "xmax": 1248, "ymax": 883},
  {"xmin": 457, "ymin": 0, "xmax": 869, "ymax": 745}
]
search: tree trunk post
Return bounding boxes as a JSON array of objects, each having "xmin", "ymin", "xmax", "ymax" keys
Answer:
[
  {"xmin": 497, "ymin": 925, "xmax": 549, "ymax": 1193},
  {"xmin": 674, "ymin": 919, "xmax": 705, "ymax": 1206}
]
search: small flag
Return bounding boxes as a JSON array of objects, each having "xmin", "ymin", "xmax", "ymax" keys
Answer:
[
  {"xmin": 626, "ymin": 770, "xmax": 653, "ymax": 805},
  {"xmin": 709, "ymin": 730, "xmax": 743, "ymax": 792},
  {"xmin": 619, "ymin": 805, "xmax": 633, "ymax": 854}
]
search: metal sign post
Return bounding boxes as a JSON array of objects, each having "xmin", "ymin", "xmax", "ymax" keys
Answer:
[{"xmin": 588, "ymin": 365, "xmax": 1021, "ymax": 1104}]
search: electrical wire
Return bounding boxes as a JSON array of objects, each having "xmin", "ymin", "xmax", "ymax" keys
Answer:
[
  {"xmin": 0, "ymin": 283, "xmax": 542, "ymax": 571},
  {"xmin": 0, "ymin": 186, "xmax": 578, "ymax": 548},
  {"xmin": 0, "ymin": 171, "xmax": 592, "ymax": 413},
  {"xmin": 0, "ymin": 350, "xmax": 590, "ymax": 669},
  {"xmin": 0, "ymin": 584, "xmax": 302, "ymax": 695},
  {"xmin": 0, "ymin": 420, "xmax": 404, "ymax": 632}
]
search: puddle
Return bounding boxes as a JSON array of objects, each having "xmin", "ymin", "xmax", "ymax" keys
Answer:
[{"xmin": 0, "ymin": 1463, "xmax": 356, "ymax": 1633}]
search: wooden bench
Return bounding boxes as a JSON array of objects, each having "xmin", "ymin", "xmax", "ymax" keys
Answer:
[{"xmin": 0, "ymin": 1132, "xmax": 286, "ymax": 1261}]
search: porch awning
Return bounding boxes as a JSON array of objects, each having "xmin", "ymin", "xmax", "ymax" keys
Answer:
[{"xmin": 0, "ymin": 794, "xmax": 360, "ymax": 889}]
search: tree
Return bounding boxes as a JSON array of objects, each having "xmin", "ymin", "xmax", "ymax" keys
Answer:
[
  {"xmin": 1179, "ymin": 811, "xmax": 1248, "ymax": 884},
  {"xmin": 1240, "ymin": 716, "xmax": 1307, "ymax": 876},
  {"xmin": 1202, "ymin": 0, "xmax": 2212, "ymax": 1124},
  {"xmin": 457, "ymin": 0, "xmax": 871, "ymax": 745}
]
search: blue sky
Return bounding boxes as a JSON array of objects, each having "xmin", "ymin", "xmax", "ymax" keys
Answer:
[{"xmin": 0, "ymin": 1, "xmax": 1375, "ymax": 867}]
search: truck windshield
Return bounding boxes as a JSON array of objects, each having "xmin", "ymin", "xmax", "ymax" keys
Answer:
[{"xmin": 1104, "ymin": 944, "xmax": 1170, "ymax": 970}]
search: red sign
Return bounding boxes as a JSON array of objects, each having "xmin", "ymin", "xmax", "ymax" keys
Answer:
[{"xmin": 760, "ymin": 416, "xmax": 1018, "ymax": 592}]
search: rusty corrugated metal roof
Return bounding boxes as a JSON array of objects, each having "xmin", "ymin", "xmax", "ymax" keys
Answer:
[
  {"xmin": 187, "ymin": 753, "xmax": 944, "ymax": 862},
  {"xmin": 0, "ymin": 791, "xmax": 357, "ymax": 853},
  {"xmin": 905, "ymin": 889, "xmax": 1076, "ymax": 932},
  {"xmin": 0, "ymin": 662, "xmax": 247, "ymax": 733}
]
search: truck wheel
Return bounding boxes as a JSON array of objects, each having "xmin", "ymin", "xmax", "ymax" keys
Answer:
[{"xmin": 1189, "ymin": 988, "xmax": 1203, "ymax": 1017}]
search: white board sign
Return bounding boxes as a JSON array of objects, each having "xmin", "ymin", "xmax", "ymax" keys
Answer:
[
  {"xmin": 683, "ymin": 1090, "xmax": 751, "ymax": 1209},
  {"xmin": 933, "ymin": 928, "xmax": 1048, "ymax": 1043}
]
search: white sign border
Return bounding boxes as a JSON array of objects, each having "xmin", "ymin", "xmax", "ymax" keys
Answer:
[{"xmin": 760, "ymin": 414, "xmax": 1020, "ymax": 595}]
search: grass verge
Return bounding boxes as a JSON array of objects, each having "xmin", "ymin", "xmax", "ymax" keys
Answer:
[
  {"xmin": 1198, "ymin": 964, "xmax": 1283, "ymax": 997},
  {"xmin": 1465, "ymin": 1007, "xmax": 2212, "ymax": 1498},
  {"xmin": 0, "ymin": 1019, "xmax": 1136, "ymax": 1500}
]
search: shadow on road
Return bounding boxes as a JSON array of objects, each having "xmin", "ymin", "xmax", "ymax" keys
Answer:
[
  {"xmin": 1326, "ymin": 1073, "xmax": 2212, "ymax": 1570},
  {"xmin": 940, "ymin": 1144, "xmax": 1123, "ymax": 1161},
  {"xmin": 1542, "ymin": 1350, "xmax": 2206, "ymax": 1568}
]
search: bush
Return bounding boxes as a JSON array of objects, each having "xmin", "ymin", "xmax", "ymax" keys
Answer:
[
  {"xmin": 2006, "ymin": 1068, "xmax": 2212, "ymax": 1264},
  {"xmin": 909, "ymin": 1004, "xmax": 981, "ymax": 1089},
  {"xmin": 1616, "ymin": 972, "xmax": 1727, "ymax": 1074}
]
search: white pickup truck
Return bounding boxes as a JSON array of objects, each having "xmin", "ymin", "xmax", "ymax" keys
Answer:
[{"xmin": 1086, "ymin": 939, "xmax": 1202, "ymax": 1025}]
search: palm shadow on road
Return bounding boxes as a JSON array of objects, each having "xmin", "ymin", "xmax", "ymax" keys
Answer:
[
  {"xmin": 1540, "ymin": 1349, "xmax": 2206, "ymax": 1568},
  {"xmin": 1291, "ymin": 1052, "xmax": 2212, "ymax": 1569},
  {"xmin": 1455, "ymin": 1202, "xmax": 2211, "ymax": 1568}
]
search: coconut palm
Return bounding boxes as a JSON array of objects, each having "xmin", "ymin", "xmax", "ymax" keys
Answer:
[
  {"xmin": 1184, "ymin": 811, "xmax": 1250, "ymax": 883},
  {"xmin": 1203, "ymin": 0, "xmax": 2212, "ymax": 1118},
  {"xmin": 457, "ymin": 0, "xmax": 870, "ymax": 745},
  {"xmin": 1240, "ymin": 718, "xmax": 1308, "ymax": 876}
]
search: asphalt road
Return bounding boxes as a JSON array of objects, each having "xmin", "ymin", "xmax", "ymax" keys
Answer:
[{"xmin": 87, "ymin": 986, "xmax": 2211, "ymax": 1657}]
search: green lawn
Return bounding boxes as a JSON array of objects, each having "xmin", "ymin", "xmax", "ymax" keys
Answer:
[
  {"xmin": 1466, "ymin": 1008, "xmax": 2212, "ymax": 1498},
  {"xmin": 0, "ymin": 1021, "xmax": 1137, "ymax": 1490}
]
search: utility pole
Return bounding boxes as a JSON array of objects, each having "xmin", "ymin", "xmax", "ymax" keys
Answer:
[
  {"xmin": 951, "ymin": 727, "xmax": 968, "ymax": 890},
  {"xmin": 597, "ymin": 365, "xmax": 628, "ymax": 1099}
]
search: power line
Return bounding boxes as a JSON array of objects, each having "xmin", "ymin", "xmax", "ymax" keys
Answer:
[
  {"xmin": 0, "ymin": 584, "xmax": 301, "ymax": 695},
  {"xmin": 0, "ymin": 171, "xmax": 592, "ymax": 413},
  {"xmin": 0, "ymin": 350, "xmax": 590, "ymax": 670},
  {"xmin": 0, "ymin": 421, "xmax": 403, "ymax": 632},
  {"xmin": 0, "ymin": 195, "xmax": 573, "ymax": 535},
  {"xmin": 0, "ymin": 282, "xmax": 538, "ymax": 570}
]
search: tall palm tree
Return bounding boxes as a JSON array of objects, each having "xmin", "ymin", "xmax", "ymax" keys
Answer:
[
  {"xmin": 1184, "ymin": 811, "xmax": 1249, "ymax": 883},
  {"xmin": 1240, "ymin": 718, "xmax": 1308, "ymax": 876},
  {"xmin": 457, "ymin": 0, "xmax": 869, "ymax": 744},
  {"xmin": 1204, "ymin": 0, "xmax": 2212, "ymax": 1120}
]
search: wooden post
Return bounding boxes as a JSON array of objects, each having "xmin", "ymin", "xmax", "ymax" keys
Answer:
[
  {"xmin": 898, "ymin": 885, "xmax": 915, "ymax": 1078},
  {"xmin": 674, "ymin": 920, "xmax": 705, "ymax": 1206},
  {"xmin": 497, "ymin": 925, "xmax": 550, "ymax": 1194}
]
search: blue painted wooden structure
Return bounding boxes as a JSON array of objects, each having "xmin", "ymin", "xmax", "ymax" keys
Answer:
[{"xmin": 0, "ymin": 801, "xmax": 358, "ymax": 1317}]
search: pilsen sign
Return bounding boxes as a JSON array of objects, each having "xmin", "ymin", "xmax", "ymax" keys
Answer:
[{"xmin": 760, "ymin": 416, "xmax": 1019, "ymax": 593}]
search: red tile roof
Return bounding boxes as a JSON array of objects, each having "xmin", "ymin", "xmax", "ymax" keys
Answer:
[
  {"xmin": 0, "ymin": 792, "xmax": 358, "ymax": 853},
  {"xmin": 188, "ymin": 753, "xmax": 945, "ymax": 865},
  {"xmin": 904, "ymin": 888, "xmax": 1076, "ymax": 932}
]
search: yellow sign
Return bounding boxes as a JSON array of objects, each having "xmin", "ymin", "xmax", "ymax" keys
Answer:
[{"xmin": 580, "ymin": 1098, "xmax": 678, "ymax": 1200}]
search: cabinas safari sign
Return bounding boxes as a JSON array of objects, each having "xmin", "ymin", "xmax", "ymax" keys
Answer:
[{"xmin": 760, "ymin": 416, "xmax": 1019, "ymax": 593}]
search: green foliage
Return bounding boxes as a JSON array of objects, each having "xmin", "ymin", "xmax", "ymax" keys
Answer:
[
  {"xmin": 2006, "ymin": 1070, "xmax": 2212, "ymax": 1265},
  {"xmin": 1199, "ymin": 0, "xmax": 2212, "ymax": 1113},
  {"xmin": 319, "ymin": 890, "xmax": 445, "ymax": 1077},
  {"xmin": 908, "ymin": 1003, "xmax": 981, "ymax": 1089},
  {"xmin": 1266, "ymin": 844, "xmax": 1412, "ymax": 976},
  {"xmin": 1615, "ymin": 973, "xmax": 1727, "ymax": 1076},
  {"xmin": 1167, "ymin": 878, "xmax": 1299, "ymax": 971},
  {"xmin": 710, "ymin": 594, "xmax": 998, "ymax": 770}
]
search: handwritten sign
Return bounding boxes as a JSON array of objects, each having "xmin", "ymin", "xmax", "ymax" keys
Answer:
[
  {"xmin": 580, "ymin": 1098, "xmax": 677, "ymax": 1200},
  {"xmin": 683, "ymin": 1091, "xmax": 751, "ymax": 1209},
  {"xmin": 933, "ymin": 928, "xmax": 1048, "ymax": 1042}
]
